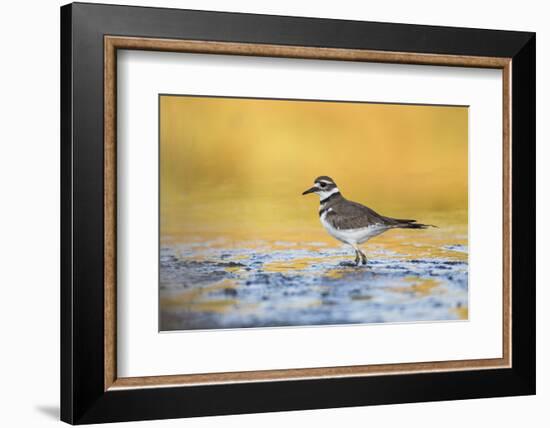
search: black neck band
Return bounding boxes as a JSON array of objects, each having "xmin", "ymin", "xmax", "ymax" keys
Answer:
[{"xmin": 320, "ymin": 192, "xmax": 340, "ymax": 204}]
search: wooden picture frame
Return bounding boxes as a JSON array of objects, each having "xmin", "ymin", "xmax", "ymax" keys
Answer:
[{"xmin": 61, "ymin": 2, "xmax": 535, "ymax": 424}]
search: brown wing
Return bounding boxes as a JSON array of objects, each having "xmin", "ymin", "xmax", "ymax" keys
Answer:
[{"xmin": 325, "ymin": 200, "xmax": 390, "ymax": 230}]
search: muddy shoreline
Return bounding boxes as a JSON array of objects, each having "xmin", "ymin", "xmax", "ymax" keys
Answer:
[{"xmin": 160, "ymin": 240, "xmax": 468, "ymax": 331}]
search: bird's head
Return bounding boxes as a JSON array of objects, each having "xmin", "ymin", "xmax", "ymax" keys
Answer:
[{"xmin": 302, "ymin": 176, "xmax": 340, "ymax": 200}]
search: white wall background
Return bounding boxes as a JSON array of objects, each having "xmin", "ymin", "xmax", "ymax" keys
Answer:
[{"xmin": 0, "ymin": 0, "xmax": 546, "ymax": 426}]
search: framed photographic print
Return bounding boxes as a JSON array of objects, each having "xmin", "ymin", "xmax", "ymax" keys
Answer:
[{"xmin": 60, "ymin": 2, "xmax": 535, "ymax": 424}]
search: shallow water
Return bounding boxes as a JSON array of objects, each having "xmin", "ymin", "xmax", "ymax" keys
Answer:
[{"xmin": 160, "ymin": 226, "xmax": 468, "ymax": 331}]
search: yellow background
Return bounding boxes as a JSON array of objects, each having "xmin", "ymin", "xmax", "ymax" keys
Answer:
[{"xmin": 160, "ymin": 95, "xmax": 468, "ymax": 244}]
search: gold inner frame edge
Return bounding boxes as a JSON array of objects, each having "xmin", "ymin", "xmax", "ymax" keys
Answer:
[{"xmin": 104, "ymin": 35, "xmax": 512, "ymax": 391}]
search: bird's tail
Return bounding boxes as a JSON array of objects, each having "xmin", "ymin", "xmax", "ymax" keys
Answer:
[{"xmin": 388, "ymin": 217, "xmax": 437, "ymax": 229}]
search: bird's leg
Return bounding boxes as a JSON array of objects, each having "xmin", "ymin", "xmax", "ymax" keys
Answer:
[
  {"xmin": 353, "ymin": 249, "xmax": 360, "ymax": 265},
  {"xmin": 351, "ymin": 246, "xmax": 361, "ymax": 266},
  {"xmin": 359, "ymin": 249, "xmax": 368, "ymax": 265}
]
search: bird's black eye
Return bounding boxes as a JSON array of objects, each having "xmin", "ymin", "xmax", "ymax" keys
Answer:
[{"xmin": 319, "ymin": 182, "xmax": 326, "ymax": 188}]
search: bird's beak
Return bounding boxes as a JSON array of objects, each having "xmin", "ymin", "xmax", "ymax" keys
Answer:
[{"xmin": 302, "ymin": 186, "xmax": 317, "ymax": 195}]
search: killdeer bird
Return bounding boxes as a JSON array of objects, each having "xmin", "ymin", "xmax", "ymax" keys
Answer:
[{"xmin": 302, "ymin": 176, "xmax": 433, "ymax": 265}]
